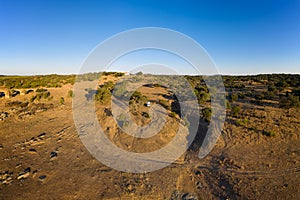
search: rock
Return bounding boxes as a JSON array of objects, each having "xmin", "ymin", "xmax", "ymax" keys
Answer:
[
  {"xmin": 17, "ymin": 167, "xmax": 31, "ymax": 180},
  {"xmin": 195, "ymin": 170, "xmax": 201, "ymax": 176},
  {"xmin": 170, "ymin": 190, "xmax": 198, "ymax": 200},
  {"xmin": 196, "ymin": 181, "xmax": 202, "ymax": 189},
  {"xmin": 39, "ymin": 175, "xmax": 47, "ymax": 180},
  {"xmin": 2, "ymin": 177, "xmax": 13, "ymax": 184},
  {"xmin": 37, "ymin": 133, "xmax": 46, "ymax": 139},
  {"xmin": 0, "ymin": 112, "xmax": 8, "ymax": 121},
  {"xmin": 182, "ymin": 193, "xmax": 198, "ymax": 200},
  {"xmin": 17, "ymin": 172, "xmax": 30, "ymax": 180},
  {"xmin": 24, "ymin": 167, "xmax": 31, "ymax": 173},
  {"xmin": 50, "ymin": 151, "xmax": 58, "ymax": 158},
  {"xmin": 29, "ymin": 148, "xmax": 37, "ymax": 153},
  {"xmin": 0, "ymin": 144, "xmax": 3, "ymax": 149},
  {"xmin": 0, "ymin": 171, "xmax": 14, "ymax": 185}
]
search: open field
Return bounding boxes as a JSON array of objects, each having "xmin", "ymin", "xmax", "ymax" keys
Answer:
[{"xmin": 0, "ymin": 73, "xmax": 300, "ymax": 199}]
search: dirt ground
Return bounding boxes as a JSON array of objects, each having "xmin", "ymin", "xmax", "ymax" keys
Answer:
[{"xmin": 1, "ymin": 77, "xmax": 300, "ymax": 199}]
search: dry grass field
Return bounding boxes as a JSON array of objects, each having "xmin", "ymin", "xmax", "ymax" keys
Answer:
[{"xmin": 0, "ymin": 73, "xmax": 300, "ymax": 199}]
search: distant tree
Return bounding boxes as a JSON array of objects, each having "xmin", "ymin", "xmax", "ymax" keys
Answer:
[
  {"xmin": 280, "ymin": 95, "xmax": 300, "ymax": 108},
  {"xmin": 135, "ymin": 71, "xmax": 143, "ymax": 76}
]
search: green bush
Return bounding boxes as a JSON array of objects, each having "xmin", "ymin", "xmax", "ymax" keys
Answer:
[
  {"xmin": 36, "ymin": 88, "xmax": 48, "ymax": 92},
  {"xmin": 30, "ymin": 95, "xmax": 37, "ymax": 102},
  {"xmin": 36, "ymin": 94, "xmax": 42, "ymax": 101},
  {"xmin": 158, "ymin": 99, "xmax": 170, "ymax": 110},
  {"xmin": 230, "ymin": 93, "xmax": 238, "ymax": 102},
  {"xmin": 236, "ymin": 118, "xmax": 248, "ymax": 126},
  {"xmin": 280, "ymin": 95, "xmax": 300, "ymax": 109},
  {"xmin": 68, "ymin": 90, "xmax": 74, "ymax": 98},
  {"xmin": 42, "ymin": 91, "xmax": 50, "ymax": 99},
  {"xmin": 95, "ymin": 88, "xmax": 111, "ymax": 103},
  {"xmin": 231, "ymin": 105, "xmax": 241, "ymax": 117},
  {"xmin": 226, "ymin": 100, "xmax": 231, "ymax": 109},
  {"xmin": 130, "ymin": 91, "xmax": 148, "ymax": 104},
  {"xmin": 60, "ymin": 97, "xmax": 65, "ymax": 105},
  {"xmin": 169, "ymin": 112, "xmax": 177, "ymax": 118},
  {"xmin": 262, "ymin": 130, "xmax": 276, "ymax": 137},
  {"xmin": 202, "ymin": 107, "xmax": 212, "ymax": 122}
]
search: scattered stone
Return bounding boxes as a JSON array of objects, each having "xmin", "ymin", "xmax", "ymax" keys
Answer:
[
  {"xmin": 195, "ymin": 170, "xmax": 201, "ymax": 176},
  {"xmin": 24, "ymin": 167, "xmax": 31, "ymax": 173},
  {"xmin": 0, "ymin": 112, "xmax": 8, "ymax": 121},
  {"xmin": 50, "ymin": 151, "xmax": 58, "ymax": 159},
  {"xmin": 37, "ymin": 132, "xmax": 46, "ymax": 139},
  {"xmin": 29, "ymin": 148, "xmax": 37, "ymax": 153},
  {"xmin": 0, "ymin": 171, "xmax": 14, "ymax": 185},
  {"xmin": 195, "ymin": 181, "xmax": 202, "ymax": 189},
  {"xmin": 182, "ymin": 193, "xmax": 198, "ymax": 200},
  {"xmin": 17, "ymin": 167, "xmax": 31, "ymax": 180},
  {"xmin": 17, "ymin": 172, "xmax": 30, "ymax": 180},
  {"xmin": 170, "ymin": 190, "xmax": 198, "ymax": 200},
  {"xmin": 39, "ymin": 175, "xmax": 47, "ymax": 180},
  {"xmin": 15, "ymin": 163, "xmax": 22, "ymax": 168}
]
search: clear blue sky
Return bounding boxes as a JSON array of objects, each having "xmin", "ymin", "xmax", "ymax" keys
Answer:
[{"xmin": 0, "ymin": 0, "xmax": 299, "ymax": 75}]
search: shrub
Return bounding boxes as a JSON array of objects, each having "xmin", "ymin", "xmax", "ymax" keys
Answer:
[
  {"xmin": 226, "ymin": 100, "xmax": 231, "ymax": 109},
  {"xmin": 231, "ymin": 105, "xmax": 241, "ymax": 117},
  {"xmin": 169, "ymin": 112, "xmax": 177, "ymax": 118},
  {"xmin": 36, "ymin": 88, "xmax": 48, "ymax": 92},
  {"xmin": 262, "ymin": 130, "xmax": 276, "ymax": 137},
  {"xmin": 68, "ymin": 90, "xmax": 74, "ymax": 98},
  {"xmin": 230, "ymin": 93, "xmax": 238, "ymax": 102},
  {"xmin": 30, "ymin": 95, "xmax": 37, "ymax": 102},
  {"xmin": 158, "ymin": 99, "xmax": 170, "ymax": 110},
  {"xmin": 236, "ymin": 118, "xmax": 248, "ymax": 126},
  {"xmin": 60, "ymin": 97, "xmax": 65, "ymax": 105},
  {"xmin": 280, "ymin": 95, "xmax": 300, "ymax": 108},
  {"xmin": 142, "ymin": 112, "xmax": 150, "ymax": 118},
  {"xmin": 199, "ymin": 91, "xmax": 210, "ymax": 103},
  {"xmin": 130, "ymin": 91, "xmax": 148, "ymax": 104},
  {"xmin": 42, "ymin": 91, "xmax": 50, "ymax": 99},
  {"xmin": 36, "ymin": 94, "xmax": 41, "ymax": 101},
  {"xmin": 202, "ymin": 107, "xmax": 212, "ymax": 122},
  {"xmin": 95, "ymin": 88, "xmax": 111, "ymax": 103},
  {"xmin": 183, "ymin": 117, "xmax": 190, "ymax": 127}
]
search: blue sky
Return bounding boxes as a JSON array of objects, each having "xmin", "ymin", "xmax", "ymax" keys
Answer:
[{"xmin": 0, "ymin": 0, "xmax": 299, "ymax": 75}]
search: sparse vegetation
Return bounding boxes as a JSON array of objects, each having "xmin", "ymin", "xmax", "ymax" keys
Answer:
[
  {"xmin": 68, "ymin": 90, "xmax": 74, "ymax": 98},
  {"xmin": 158, "ymin": 99, "xmax": 170, "ymax": 110},
  {"xmin": 202, "ymin": 107, "xmax": 212, "ymax": 122},
  {"xmin": 0, "ymin": 74, "xmax": 75, "ymax": 89},
  {"xmin": 231, "ymin": 105, "xmax": 241, "ymax": 117},
  {"xmin": 262, "ymin": 130, "xmax": 276, "ymax": 137},
  {"xmin": 60, "ymin": 97, "xmax": 65, "ymax": 105},
  {"xmin": 236, "ymin": 118, "xmax": 248, "ymax": 126},
  {"xmin": 130, "ymin": 91, "xmax": 148, "ymax": 104}
]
